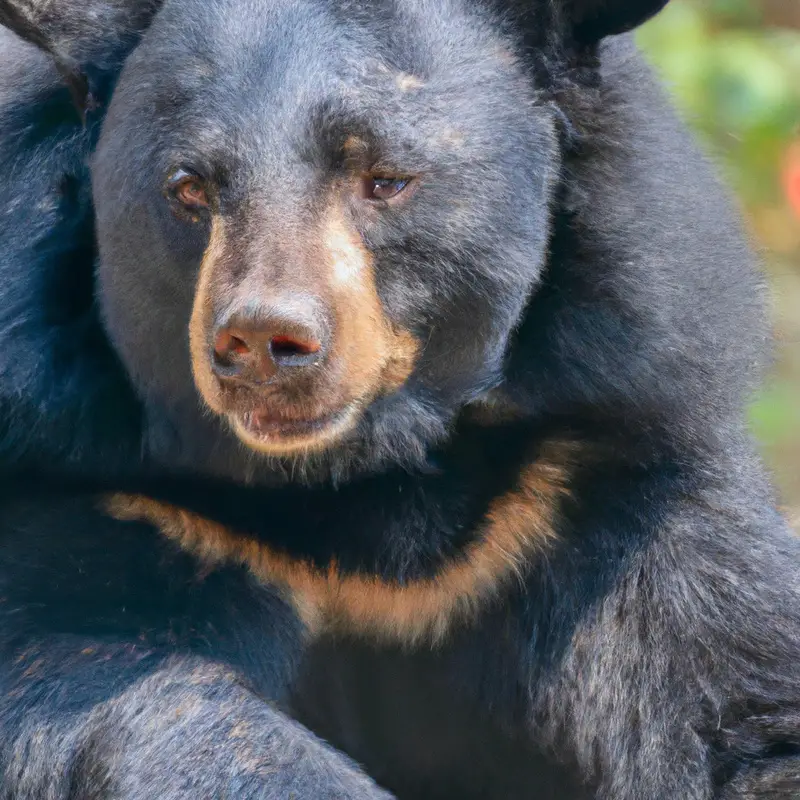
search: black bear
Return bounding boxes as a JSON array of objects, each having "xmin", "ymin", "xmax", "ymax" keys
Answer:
[
  {"xmin": 0, "ymin": 2, "xmax": 390, "ymax": 797},
  {"xmin": 2, "ymin": 0, "xmax": 800, "ymax": 799}
]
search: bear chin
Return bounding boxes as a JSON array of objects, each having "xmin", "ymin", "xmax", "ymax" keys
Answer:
[{"xmin": 229, "ymin": 403, "xmax": 362, "ymax": 456}]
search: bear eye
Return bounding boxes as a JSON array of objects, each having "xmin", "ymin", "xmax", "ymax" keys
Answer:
[
  {"xmin": 165, "ymin": 169, "xmax": 209, "ymax": 211},
  {"xmin": 361, "ymin": 175, "xmax": 413, "ymax": 203}
]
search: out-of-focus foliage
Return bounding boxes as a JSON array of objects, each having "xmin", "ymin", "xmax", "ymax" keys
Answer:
[{"xmin": 639, "ymin": 0, "xmax": 800, "ymax": 512}]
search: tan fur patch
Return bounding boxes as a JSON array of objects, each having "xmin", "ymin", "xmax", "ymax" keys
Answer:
[
  {"xmin": 189, "ymin": 217, "xmax": 227, "ymax": 414},
  {"xmin": 342, "ymin": 135, "xmax": 368, "ymax": 156},
  {"xmin": 321, "ymin": 207, "xmax": 418, "ymax": 399},
  {"xmin": 462, "ymin": 389, "xmax": 528, "ymax": 426},
  {"xmin": 105, "ymin": 441, "xmax": 574, "ymax": 646},
  {"xmin": 396, "ymin": 73, "xmax": 425, "ymax": 93}
]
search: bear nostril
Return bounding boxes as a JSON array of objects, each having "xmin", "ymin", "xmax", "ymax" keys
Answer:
[
  {"xmin": 229, "ymin": 335, "xmax": 250, "ymax": 355},
  {"xmin": 213, "ymin": 331, "xmax": 250, "ymax": 369},
  {"xmin": 269, "ymin": 334, "xmax": 322, "ymax": 366},
  {"xmin": 210, "ymin": 310, "xmax": 327, "ymax": 382}
]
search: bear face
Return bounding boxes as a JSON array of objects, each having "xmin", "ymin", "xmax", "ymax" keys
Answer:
[{"xmin": 91, "ymin": 0, "xmax": 560, "ymax": 484}]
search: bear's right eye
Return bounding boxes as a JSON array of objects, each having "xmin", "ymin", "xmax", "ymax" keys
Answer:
[{"xmin": 165, "ymin": 169, "xmax": 209, "ymax": 215}]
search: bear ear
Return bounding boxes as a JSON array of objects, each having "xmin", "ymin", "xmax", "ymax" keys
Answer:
[
  {"xmin": 0, "ymin": 1, "xmax": 90, "ymax": 114},
  {"xmin": 566, "ymin": 0, "xmax": 671, "ymax": 43},
  {"xmin": 0, "ymin": 1, "xmax": 162, "ymax": 120}
]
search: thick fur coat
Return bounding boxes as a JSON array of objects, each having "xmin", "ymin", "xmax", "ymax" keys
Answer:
[{"xmin": 0, "ymin": 0, "xmax": 798, "ymax": 797}]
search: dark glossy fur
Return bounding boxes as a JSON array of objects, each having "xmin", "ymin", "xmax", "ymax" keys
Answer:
[
  {"xmin": 0, "ymin": 4, "xmax": 390, "ymax": 796},
  {"xmin": 1, "ymin": 0, "xmax": 800, "ymax": 798},
  {"xmin": 0, "ymin": 9, "xmax": 149, "ymax": 476}
]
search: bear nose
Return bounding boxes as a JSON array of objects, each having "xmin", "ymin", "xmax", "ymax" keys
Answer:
[{"xmin": 211, "ymin": 310, "xmax": 327, "ymax": 384}]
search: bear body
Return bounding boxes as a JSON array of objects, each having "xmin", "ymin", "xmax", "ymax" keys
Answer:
[
  {"xmin": 1, "ymin": 0, "xmax": 799, "ymax": 798},
  {"xmin": 0, "ymin": 492, "xmax": 392, "ymax": 797}
]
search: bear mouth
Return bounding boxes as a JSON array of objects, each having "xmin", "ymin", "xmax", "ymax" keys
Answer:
[{"xmin": 229, "ymin": 404, "xmax": 360, "ymax": 454}]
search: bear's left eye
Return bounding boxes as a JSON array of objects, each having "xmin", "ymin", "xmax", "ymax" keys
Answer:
[
  {"xmin": 165, "ymin": 169, "xmax": 209, "ymax": 212},
  {"xmin": 361, "ymin": 175, "xmax": 413, "ymax": 203}
]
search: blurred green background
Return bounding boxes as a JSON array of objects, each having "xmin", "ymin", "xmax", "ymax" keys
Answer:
[{"xmin": 639, "ymin": 0, "xmax": 800, "ymax": 519}]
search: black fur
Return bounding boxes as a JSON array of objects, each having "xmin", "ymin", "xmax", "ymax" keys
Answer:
[
  {"xmin": 0, "ymin": 3, "xmax": 390, "ymax": 795},
  {"xmin": 0, "ymin": 489, "xmax": 390, "ymax": 797},
  {"xmin": 2, "ymin": 0, "xmax": 800, "ymax": 798},
  {"xmin": 0, "ymin": 6, "xmax": 152, "ymax": 477}
]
